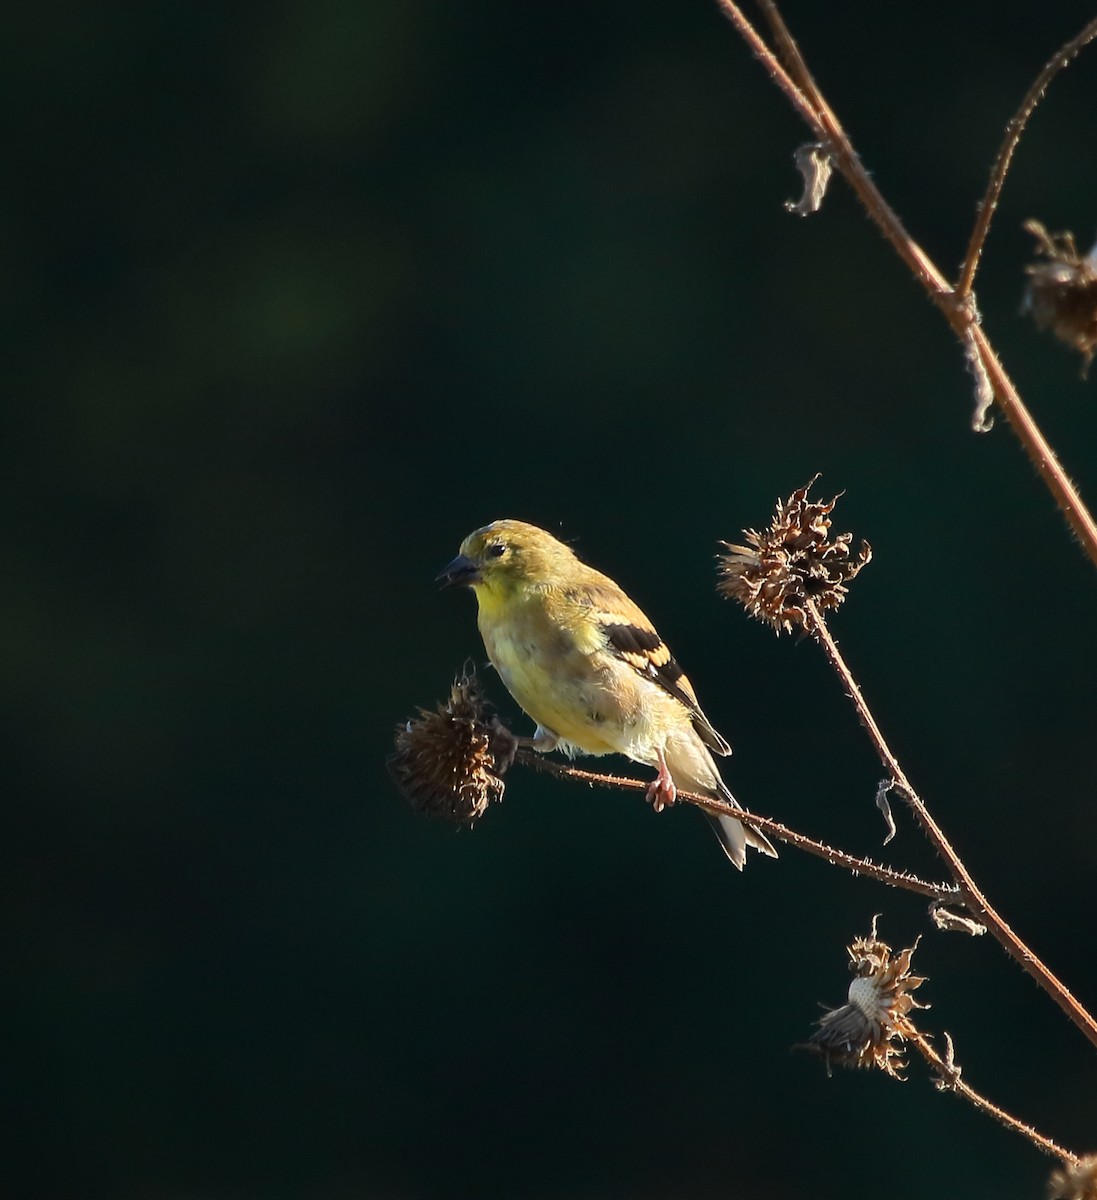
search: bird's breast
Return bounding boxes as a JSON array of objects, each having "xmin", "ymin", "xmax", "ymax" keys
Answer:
[{"xmin": 478, "ymin": 603, "xmax": 625, "ymax": 755}]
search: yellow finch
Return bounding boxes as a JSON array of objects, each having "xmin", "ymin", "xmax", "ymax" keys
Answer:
[{"xmin": 437, "ymin": 519, "xmax": 776, "ymax": 869}]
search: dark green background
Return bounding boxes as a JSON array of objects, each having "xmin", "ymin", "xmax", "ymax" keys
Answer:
[{"xmin": 4, "ymin": 2, "xmax": 1097, "ymax": 1197}]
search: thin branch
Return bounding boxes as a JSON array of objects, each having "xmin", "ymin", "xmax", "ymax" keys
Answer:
[
  {"xmin": 712, "ymin": 0, "xmax": 821, "ymax": 130},
  {"xmin": 514, "ymin": 748, "xmax": 956, "ymax": 901},
  {"xmin": 957, "ymin": 15, "xmax": 1097, "ymax": 299},
  {"xmin": 805, "ymin": 600, "xmax": 1097, "ymax": 1053},
  {"xmin": 965, "ymin": 326, "xmax": 1097, "ymax": 562},
  {"xmin": 909, "ymin": 1029, "xmax": 1079, "ymax": 1162},
  {"xmin": 715, "ymin": 0, "xmax": 948, "ymax": 301},
  {"xmin": 713, "ymin": 0, "xmax": 1097, "ymax": 569},
  {"xmin": 755, "ymin": 0, "xmax": 827, "ymax": 116}
]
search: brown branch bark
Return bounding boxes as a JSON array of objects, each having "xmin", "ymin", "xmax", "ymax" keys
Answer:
[
  {"xmin": 514, "ymin": 748, "xmax": 956, "ymax": 901},
  {"xmin": 713, "ymin": 0, "xmax": 1097, "ymax": 569},
  {"xmin": 805, "ymin": 600, "xmax": 1097, "ymax": 1053},
  {"xmin": 909, "ymin": 1029, "xmax": 1079, "ymax": 1162},
  {"xmin": 957, "ymin": 15, "xmax": 1097, "ymax": 298}
]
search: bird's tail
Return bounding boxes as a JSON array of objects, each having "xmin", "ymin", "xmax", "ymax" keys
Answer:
[{"xmin": 707, "ymin": 777, "xmax": 778, "ymax": 871}]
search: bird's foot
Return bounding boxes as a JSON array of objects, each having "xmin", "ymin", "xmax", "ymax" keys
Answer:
[
  {"xmin": 518, "ymin": 725, "xmax": 560, "ymax": 754},
  {"xmin": 644, "ymin": 750, "xmax": 677, "ymax": 812}
]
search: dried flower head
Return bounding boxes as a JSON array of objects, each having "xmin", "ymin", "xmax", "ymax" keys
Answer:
[
  {"xmin": 1022, "ymin": 219, "xmax": 1097, "ymax": 377},
  {"xmin": 1049, "ymin": 1156, "xmax": 1097, "ymax": 1200},
  {"xmin": 389, "ymin": 671, "xmax": 517, "ymax": 825},
  {"xmin": 803, "ymin": 919, "xmax": 928, "ymax": 1078},
  {"xmin": 718, "ymin": 476, "xmax": 871, "ymax": 635}
]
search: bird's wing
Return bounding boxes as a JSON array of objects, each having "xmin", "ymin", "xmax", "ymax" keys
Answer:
[{"xmin": 568, "ymin": 578, "xmax": 733, "ymax": 757}]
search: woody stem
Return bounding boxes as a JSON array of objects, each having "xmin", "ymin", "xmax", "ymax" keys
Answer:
[
  {"xmin": 514, "ymin": 749, "xmax": 955, "ymax": 901},
  {"xmin": 805, "ymin": 600, "xmax": 1097, "ymax": 1053}
]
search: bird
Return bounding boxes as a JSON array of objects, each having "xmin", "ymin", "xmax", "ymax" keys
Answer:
[{"xmin": 436, "ymin": 519, "xmax": 777, "ymax": 868}]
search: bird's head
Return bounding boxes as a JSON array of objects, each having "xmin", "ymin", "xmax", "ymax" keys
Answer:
[{"xmin": 437, "ymin": 520, "xmax": 575, "ymax": 603}]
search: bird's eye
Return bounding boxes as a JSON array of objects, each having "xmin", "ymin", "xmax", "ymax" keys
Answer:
[{"xmin": 487, "ymin": 543, "xmax": 506, "ymax": 558}]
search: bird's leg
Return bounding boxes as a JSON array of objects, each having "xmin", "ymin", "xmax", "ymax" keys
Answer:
[
  {"xmin": 518, "ymin": 725, "xmax": 560, "ymax": 754},
  {"xmin": 645, "ymin": 748, "xmax": 677, "ymax": 812}
]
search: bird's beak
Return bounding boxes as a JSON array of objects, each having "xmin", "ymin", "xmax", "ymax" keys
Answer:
[{"xmin": 436, "ymin": 554, "xmax": 481, "ymax": 588}]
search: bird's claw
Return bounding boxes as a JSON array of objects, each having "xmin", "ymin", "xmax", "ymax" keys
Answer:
[
  {"xmin": 645, "ymin": 751, "xmax": 677, "ymax": 812},
  {"xmin": 518, "ymin": 725, "xmax": 559, "ymax": 754}
]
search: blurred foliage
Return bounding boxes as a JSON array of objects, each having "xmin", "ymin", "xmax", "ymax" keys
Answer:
[{"xmin": 3, "ymin": 1, "xmax": 1097, "ymax": 1197}]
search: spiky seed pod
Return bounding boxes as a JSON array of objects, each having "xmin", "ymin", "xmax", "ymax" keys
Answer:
[
  {"xmin": 802, "ymin": 919, "xmax": 928, "ymax": 1079},
  {"xmin": 718, "ymin": 476, "xmax": 871, "ymax": 636},
  {"xmin": 389, "ymin": 671, "xmax": 516, "ymax": 825},
  {"xmin": 1022, "ymin": 219, "xmax": 1097, "ymax": 377},
  {"xmin": 1049, "ymin": 1156, "xmax": 1097, "ymax": 1200}
]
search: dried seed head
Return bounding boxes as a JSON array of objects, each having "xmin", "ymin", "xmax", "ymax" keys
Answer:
[
  {"xmin": 718, "ymin": 476, "xmax": 871, "ymax": 636},
  {"xmin": 389, "ymin": 671, "xmax": 517, "ymax": 825},
  {"xmin": 803, "ymin": 919, "xmax": 928, "ymax": 1079},
  {"xmin": 1049, "ymin": 1156, "xmax": 1097, "ymax": 1200},
  {"xmin": 1022, "ymin": 219, "xmax": 1097, "ymax": 377}
]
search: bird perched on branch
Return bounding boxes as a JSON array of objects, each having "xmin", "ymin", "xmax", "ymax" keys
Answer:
[{"xmin": 437, "ymin": 519, "xmax": 776, "ymax": 869}]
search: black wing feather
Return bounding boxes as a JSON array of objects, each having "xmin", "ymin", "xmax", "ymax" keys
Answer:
[{"xmin": 601, "ymin": 621, "xmax": 730, "ymax": 755}]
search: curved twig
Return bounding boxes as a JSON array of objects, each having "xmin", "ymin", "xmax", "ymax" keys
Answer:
[{"xmin": 957, "ymin": 15, "xmax": 1097, "ymax": 299}]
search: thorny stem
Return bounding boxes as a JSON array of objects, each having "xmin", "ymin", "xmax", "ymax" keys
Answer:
[
  {"xmin": 967, "ymin": 326, "xmax": 1097, "ymax": 566},
  {"xmin": 514, "ymin": 748, "xmax": 955, "ymax": 901},
  {"xmin": 957, "ymin": 15, "xmax": 1097, "ymax": 299},
  {"xmin": 909, "ymin": 1029, "xmax": 1079, "ymax": 1162},
  {"xmin": 714, "ymin": 0, "xmax": 948, "ymax": 299},
  {"xmin": 713, "ymin": 0, "xmax": 1097, "ymax": 569},
  {"xmin": 514, "ymin": 743, "xmax": 1076, "ymax": 1154},
  {"xmin": 805, "ymin": 599, "xmax": 1097, "ymax": 1053}
]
